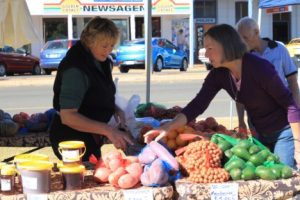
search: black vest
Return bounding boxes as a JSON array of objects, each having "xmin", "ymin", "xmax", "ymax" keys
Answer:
[{"xmin": 53, "ymin": 41, "xmax": 116, "ymax": 123}]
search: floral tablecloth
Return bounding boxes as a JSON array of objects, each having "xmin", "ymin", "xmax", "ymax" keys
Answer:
[
  {"xmin": 0, "ymin": 132, "xmax": 50, "ymax": 147},
  {"xmin": 0, "ymin": 172, "xmax": 174, "ymax": 200},
  {"xmin": 175, "ymin": 175, "xmax": 300, "ymax": 200}
]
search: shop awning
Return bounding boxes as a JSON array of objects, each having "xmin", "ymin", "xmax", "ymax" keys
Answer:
[
  {"xmin": 0, "ymin": 0, "xmax": 40, "ymax": 48},
  {"xmin": 259, "ymin": 0, "xmax": 300, "ymax": 8}
]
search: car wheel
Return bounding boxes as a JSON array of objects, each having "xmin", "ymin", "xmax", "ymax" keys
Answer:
[
  {"xmin": 154, "ymin": 57, "xmax": 163, "ymax": 72},
  {"xmin": 44, "ymin": 69, "xmax": 52, "ymax": 75},
  {"xmin": 180, "ymin": 58, "xmax": 188, "ymax": 71},
  {"xmin": 0, "ymin": 64, "xmax": 6, "ymax": 76},
  {"xmin": 119, "ymin": 66, "xmax": 129, "ymax": 73},
  {"xmin": 32, "ymin": 64, "xmax": 42, "ymax": 75}
]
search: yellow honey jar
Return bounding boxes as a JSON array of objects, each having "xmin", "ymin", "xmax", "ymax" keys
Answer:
[
  {"xmin": 18, "ymin": 161, "xmax": 53, "ymax": 194},
  {"xmin": 59, "ymin": 164, "xmax": 85, "ymax": 190},
  {"xmin": 58, "ymin": 141, "xmax": 86, "ymax": 164}
]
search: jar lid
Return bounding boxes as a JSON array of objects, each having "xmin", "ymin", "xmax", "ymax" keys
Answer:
[
  {"xmin": 1, "ymin": 165, "xmax": 16, "ymax": 176},
  {"xmin": 18, "ymin": 161, "xmax": 53, "ymax": 171},
  {"xmin": 0, "ymin": 162, "xmax": 6, "ymax": 169},
  {"xmin": 13, "ymin": 153, "xmax": 49, "ymax": 163},
  {"xmin": 59, "ymin": 141, "xmax": 85, "ymax": 149},
  {"xmin": 59, "ymin": 164, "xmax": 85, "ymax": 173}
]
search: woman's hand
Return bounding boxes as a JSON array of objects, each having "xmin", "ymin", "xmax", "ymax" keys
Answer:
[
  {"xmin": 114, "ymin": 106, "xmax": 127, "ymax": 130},
  {"xmin": 143, "ymin": 121, "xmax": 172, "ymax": 143},
  {"xmin": 106, "ymin": 128, "xmax": 134, "ymax": 150},
  {"xmin": 144, "ymin": 113, "xmax": 188, "ymax": 143},
  {"xmin": 144, "ymin": 129, "xmax": 167, "ymax": 144}
]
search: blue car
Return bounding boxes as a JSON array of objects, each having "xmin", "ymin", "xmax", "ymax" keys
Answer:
[
  {"xmin": 40, "ymin": 39, "xmax": 79, "ymax": 75},
  {"xmin": 116, "ymin": 38, "xmax": 188, "ymax": 73}
]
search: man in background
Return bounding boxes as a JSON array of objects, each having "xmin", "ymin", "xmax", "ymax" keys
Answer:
[{"xmin": 236, "ymin": 17, "xmax": 300, "ymax": 131}]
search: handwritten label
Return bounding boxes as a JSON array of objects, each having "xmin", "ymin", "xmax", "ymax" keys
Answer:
[
  {"xmin": 210, "ymin": 183, "xmax": 238, "ymax": 200},
  {"xmin": 26, "ymin": 194, "xmax": 48, "ymax": 200},
  {"xmin": 123, "ymin": 188, "xmax": 153, "ymax": 200}
]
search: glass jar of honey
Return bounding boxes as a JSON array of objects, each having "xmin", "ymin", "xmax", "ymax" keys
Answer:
[
  {"xmin": 59, "ymin": 164, "xmax": 85, "ymax": 190},
  {"xmin": 18, "ymin": 161, "xmax": 53, "ymax": 194},
  {"xmin": 1, "ymin": 164, "xmax": 16, "ymax": 195}
]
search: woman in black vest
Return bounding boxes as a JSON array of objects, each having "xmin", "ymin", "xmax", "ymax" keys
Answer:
[{"xmin": 49, "ymin": 17, "xmax": 133, "ymax": 161}]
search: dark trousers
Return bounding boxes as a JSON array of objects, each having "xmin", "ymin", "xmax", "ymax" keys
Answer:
[{"xmin": 49, "ymin": 113, "xmax": 102, "ymax": 161}]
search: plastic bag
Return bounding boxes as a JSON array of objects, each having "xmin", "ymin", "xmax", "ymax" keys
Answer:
[
  {"xmin": 211, "ymin": 133, "xmax": 268, "ymax": 150},
  {"xmin": 108, "ymin": 94, "xmax": 141, "ymax": 140},
  {"xmin": 138, "ymin": 142, "xmax": 181, "ymax": 187}
]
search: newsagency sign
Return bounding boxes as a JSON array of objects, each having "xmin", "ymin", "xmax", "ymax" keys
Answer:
[{"xmin": 43, "ymin": 0, "xmax": 190, "ymax": 15}]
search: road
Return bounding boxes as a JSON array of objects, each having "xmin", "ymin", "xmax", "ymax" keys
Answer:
[{"xmin": 0, "ymin": 66, "xmax": 239, "ymax": 127}]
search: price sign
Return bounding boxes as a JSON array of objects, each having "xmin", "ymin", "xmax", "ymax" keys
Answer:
[
  {"xmin": 123, "ymin": 188, "xmax": 153, "ymax": 200},
  {"xmin": 210, "ymin": 183, "xmax": 238, "ymax": 200}
]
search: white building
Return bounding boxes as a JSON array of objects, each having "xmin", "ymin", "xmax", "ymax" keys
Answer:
[{"xmin": 25, "ymin": 0, "xmax": 300, "ymax": 64}]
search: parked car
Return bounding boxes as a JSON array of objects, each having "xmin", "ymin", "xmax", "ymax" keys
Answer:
[
  {"xmin": 0, "ymin": 46, "xmax": 41, "ymax": 76},
  {"xmin": 40, "ymin": 39, "xmax": 116, "ymax": 74},
  {"xmin": 40, "ymin": 39, "xmax": 79, "ymax": 75},
  {"xmin": 198, "ymin": 48, "xmax": 213, "ymax": 70},
  {"xmin": 116, "ymin": 38, "xmax": 188, "ymax": 73},
  {"xmin": 286, "ymin": 38, "xmax": 300, "ymax": 68}
]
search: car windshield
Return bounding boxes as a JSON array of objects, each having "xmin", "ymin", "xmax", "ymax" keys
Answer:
[
  {"xmin": 0, "ymin": 46, "xmax": 26, "ymax": 54},
  {"xmin": 123, "ymin": 39, "xmax": 145, "ymax": 45},
  {"xmin": 44, "ymin": 40, "xmax": 68, "ymax": 50},
  {"xmin": 122, "ymin": 38, "xmax": 158, "ymax": 45}
]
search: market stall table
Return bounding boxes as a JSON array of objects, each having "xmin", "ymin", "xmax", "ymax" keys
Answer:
[
  {"xmin": 175, "ymin": 174, "xmax": 300, "ymax": 199},
  {"xmin": 0, "ymin": 147, "xmax": 37, "ymax": 162},
  {"xmin": 0, "ymin": 171, "xmax": 174, "ymax": 200}
]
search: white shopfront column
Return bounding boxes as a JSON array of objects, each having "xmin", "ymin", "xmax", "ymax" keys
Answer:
[
  {"xmin": 76, "ymin": 18, "xmax": 85, "ymax": 38},
  {"xmin": 189, "ymin": 0, "xmax": 194, "ymax": 67},
  {"xmin": 130, "ymin": 14, "xmax": 136, "ymax": 40},
  {"xmin": 68, "ymin": 14, "xmax": 73, "ymax": 40},
  {"xmin": 248, "ymin": 0, "xmax": 253, "ymax": 17}
]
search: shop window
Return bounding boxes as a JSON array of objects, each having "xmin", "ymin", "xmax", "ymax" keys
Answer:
[
  {"xmin": 43, "ymin": 18, "xmax": 68, "ymax": 42},
  {"xmin": 112, "ymin": 19, "xmax": 129, "ymax": 46},
  {"xmin": 135, "ymin": 17, "xmax": 161, "ymax": 38},
  {"xmin": 194, "ymin": 0, "xmax": 217, "ymax": 18},
  {"xmin": 235, "ymin": 2, "xmax": 248, "ymax": 23},
  {"xmin": 273, "ymin": 13, "xmax": 291, "ymax": 44}
]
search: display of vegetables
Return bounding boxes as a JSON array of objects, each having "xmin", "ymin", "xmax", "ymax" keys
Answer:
[
  {"xmin": 176, "ymin": 140, "xmax": 230, "ymax": 183},
  {"xmin": 135, "ymin": 103, "xmax": 182, "ymax": 120},
  {"xmin": 162, "ymin": 125, "xmax": 196, "ymax": 150},
  {"xmin": 211, "ymin": 134, "xmax": 294, "ymax": 181},
  {"xmin": 188, "ymin": 117, "xmax": 231, "ymax": 138},
  {"xmin": 138, "ymin": 141, "xmax": 180, "ymax": 186},
  {"xmin": 90, "ymin": 151, "xmax": 143, "ymax": 189}
]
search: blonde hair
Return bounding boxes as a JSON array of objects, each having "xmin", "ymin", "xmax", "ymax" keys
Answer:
[{"xmin": 80, "ymin": 17, "xmax": 119, "ymax": 48}]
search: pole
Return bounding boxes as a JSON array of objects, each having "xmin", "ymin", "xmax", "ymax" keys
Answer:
[
  {"xmin": 67, "ymin": 14, "xmax": 73, "ymax": 40},
  {"xmin": 189, "ymin": 0, "xmax": 194, "ymax": 68},
  {"xmin": 145, "ymin": 0, "xmax": 152, "ymax": 103}
]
